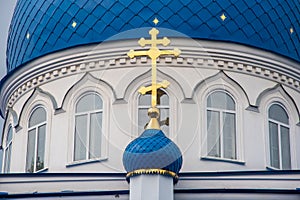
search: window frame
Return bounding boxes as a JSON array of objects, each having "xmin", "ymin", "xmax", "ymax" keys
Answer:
[
  {"xmin": 2, "ymin": 125, "xmax": 13, "ymax": 173},
  {"xmin": 67, "ymin": 89, "xmax": 108, "ymax": 167},
  {"xmin": 256, "ymin": 85, "xmax": 299, "ymax": 170},
  {"xmin": 205, "ymin": 90, "xmax": 237, "ymax": 160},
  {"xmin": 200, "ymin": 87, "xmax": 245, "ymax": 164},
  {"xmin": 137, "ymin": 88, "xmax": 170, "ymax": 135},
  {"xmin": 267, "ymin": 102, "xmax": 291, "ymax": 170},
  {"xmin": 73, "ymin": 92, "xmax": 104, "ymax": 162},
  {"xmin": 26, "ymin": 105, "xmax": 48, "ymax": 173}
]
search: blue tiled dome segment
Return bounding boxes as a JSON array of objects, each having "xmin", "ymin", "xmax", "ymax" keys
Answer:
[
  {"xmin": 7, "ymin": 0, "xmax": 300, "ymax": 72},
  {"xmin": 122, "ymin": 129, "xmax": 182, "ymax": 174}
]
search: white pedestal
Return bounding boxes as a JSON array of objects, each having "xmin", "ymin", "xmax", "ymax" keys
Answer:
[{"xmin": 129, "ymin": 174, "xmax": 174, "ymax": 200}]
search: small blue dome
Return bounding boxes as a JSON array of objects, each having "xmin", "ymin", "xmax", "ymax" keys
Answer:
[
  {"xmin": 123, "ymin": 129, "xmax": 182, "ymax": 174},
  {"xmin": 6, "ymin": 0, "xmax": 300, "ymax": 72}
]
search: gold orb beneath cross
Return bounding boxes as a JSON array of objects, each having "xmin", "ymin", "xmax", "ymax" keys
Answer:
[
  {"xmin": 148, "ymin": 107, "xmax": 160, "ymax": 118},
  {"xmin": 146, "ymin": 107, "xmax": 161, "ymax": 130}
]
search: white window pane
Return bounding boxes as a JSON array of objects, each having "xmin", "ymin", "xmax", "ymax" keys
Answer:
[
  {"xmin": 89, "ymin": 112, "xmax": 102, "ymax": 159},
  {"xmin": 4, "ymin": 147, "xmax": 9, "ymax": 173},
  {"xmin": 160, "ymin": 108, "xmax": 169, "ymax": 136},
  {"xmin": 74, "ymin": 115, "xmax": 88, "ymax": 161},
  {"xmin": 139, "ymin": 89, "xmax": 168, "ymax": 106},
  {"xmin": 269, "ymin": 104, "xmax": 289, "ymax": 124},
  {"xmin": 26, "ymin": 129, "xmax": 36, "ymax": 173},
  {"xmin": 8, "ymin": 146, "xmax": 12, "ymax": 171},
  {"xmin": 139, "ymin": 94, "xmax": 151, "ymax": 106},
  {"xmin": 207, "ymin": 91, "xmax": 235, "ymax": 110},
  {"xmin": 7, "ymin": 126, "xmax": 13, "ymax": 144},
  {"xmin": 76, "ymin": 94, "xmax": 103, "ymax": 113},
  {"xmin": 207, "ymin": 110, "xmax": 220, "ymax": 157},
  {"xmin": 36, "ymin": 125, "xmax": 46, "ymax": 171},
  {"xmin": 138, "ymin": 108, "xmax": 149, "ymax": 133},
  {"xmin": 138, "ymin": 89, "xmax": 169, "ymax": 134},
  {"xmin": 223, "ymin": 112, "xmax": 236, "ymax": 159},
  {"xmin": 158, "ymin": 90, "xmax": 168, "ymax": 106},
  {"xmin": 281, "ymin": 126, "xmax": 291, "ymax": 169},
  {"xmin": 4, "ymin": 145, "xmax": 12, "ymax": 173},
  {"xmin": 269, "ymin": 122, "xmax": 280, "ymax": 169},
  {"xmin": 4, "ymin": 126, "xmax": 13, "ymax": 173},
  {"xmin": 29, "ymin": 107, "xmax": 46, "ymax": 127}
]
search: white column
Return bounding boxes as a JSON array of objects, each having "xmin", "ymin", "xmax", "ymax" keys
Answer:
[{"xmin": 129, "ymin": 174, "xmax": 174, "ymax": 200}]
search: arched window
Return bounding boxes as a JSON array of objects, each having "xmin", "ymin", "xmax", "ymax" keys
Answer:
[
  {"xmin": 138, "ymin": 89, "xmax": 169, "ymax": 135},
  {"xmin": 268, "ymin": 103, "xmax": 291, "ymax": 169},
  {"xmin": 26, "ymin": 106, "xmax": 47, "ymax": 173},
  {"xmin": 206, "ymin": 91, "xmax": 236, "ymax": 160},
  {"xmin": 3, "ymin": 126, "xmax": 13, "ymax": 173},
  {"xmin": 74, "ymin": 93, "xmax": 103, "ymax": 162}
]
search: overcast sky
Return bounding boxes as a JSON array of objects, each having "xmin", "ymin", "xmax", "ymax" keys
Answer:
[
  {"xmin": 0, "ymin": 0, "xmax": 17, "ymax": 171},
  {"xmin": 0, "ymin": 1, "xmax": 17, "ymax": 78}
]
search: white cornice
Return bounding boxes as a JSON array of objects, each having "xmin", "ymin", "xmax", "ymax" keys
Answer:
[{"xmin": 1, "ymin": 39, "xmax": 299, "ymax": 117}]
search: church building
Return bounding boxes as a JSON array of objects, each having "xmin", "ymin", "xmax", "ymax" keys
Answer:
[{"xmin": 1, "ymin": 0, "xmax": 300, "ymax": 199}]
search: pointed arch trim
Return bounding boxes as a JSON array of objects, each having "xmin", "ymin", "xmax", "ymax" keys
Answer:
[
  {"xmin": 18, "ymin": 87, "xmax": 58, "ymax": 129},
  {"xmin": 61, "ymin": 73, "xmax": 116, "ymax": 110},
  {"xmin": 193, "ymin": 70, "xmax": 251, "ymax": 108},
  {"xmin": 255, "ymin": 84, "xmax": 300, "ymax": 124}
]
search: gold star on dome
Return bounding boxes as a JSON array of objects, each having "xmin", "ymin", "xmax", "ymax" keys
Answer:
[
  {"xmin": 26, "ymin": 32, "xmax": 30, "ymax": 39},
  {"xmin": 220, "ymin": 13, "xmax": 227, "ymax": 21},
  {"xmin": 290, "ymin": 27, "xmax": 294, "ymax": 34},
  {"xmin": 153, "ymin": 18, "xmax": 159, "ymax": 25},
  {"xmin": 72, "ymin": 21, "xmax": 77, "ymax": 28}
]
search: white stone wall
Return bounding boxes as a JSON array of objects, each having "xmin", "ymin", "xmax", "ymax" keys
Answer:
[{"xmin": 1, "ymin": 39, "xmax": 300, "ymax": 173}]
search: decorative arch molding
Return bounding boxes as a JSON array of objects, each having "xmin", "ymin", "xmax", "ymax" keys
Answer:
[
  {"xmin": 122, "ymin": 68, "xmax": 186, "ymax": 104},
  {"xmin": 5, "ymin": 108, "xmax": 18, "ymax": 128},
  {"xmin": 62, "ymin": 72, "xmax": 112, "ymax": 164},
  {"xmin": 18, "ymin": 87, "xmax": 58, "ymax": 129},
  {"xmin": 255, "ymin": 84, "xmax": 300, "ymax": 125},
  {"xmin": 259, "ymin": 84, "xmax": 299, "ymax": 169},
  {"xmin": 195, "ymin": 70, "xmax": 248, "ymax": 162},
  {"xmin": 193, "ymin": 70, "xmax": 250, "ymax": 108},
  {"xmin": 61, "ymin": 72, "xmax": 116, "ymax": 110},
  {"xmin": 1, "ymin": 108, "xmax": 18, "ymax": 148}
]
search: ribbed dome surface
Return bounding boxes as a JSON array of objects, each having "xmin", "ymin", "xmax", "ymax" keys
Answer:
[
  {"xmin": 123, "ymin": 129, "xmax": 182, "ymax": 174},
  {"xmin": 7, "ymin": 0, "xmax": 300, "ymax": 72}
]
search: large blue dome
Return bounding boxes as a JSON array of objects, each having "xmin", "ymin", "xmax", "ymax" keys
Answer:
[
  {"xmin": 122, "ymin": 129, "xmax": 182, "ymax": 175},
  {"xmin": 7, "ymin": 0, "xmax": 300, "ymax": 72}
]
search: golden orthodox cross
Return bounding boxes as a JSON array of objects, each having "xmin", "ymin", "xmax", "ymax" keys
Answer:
[{"xmin": 127, "ymin": 27, "xmax": 180, "ymax": 108}]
